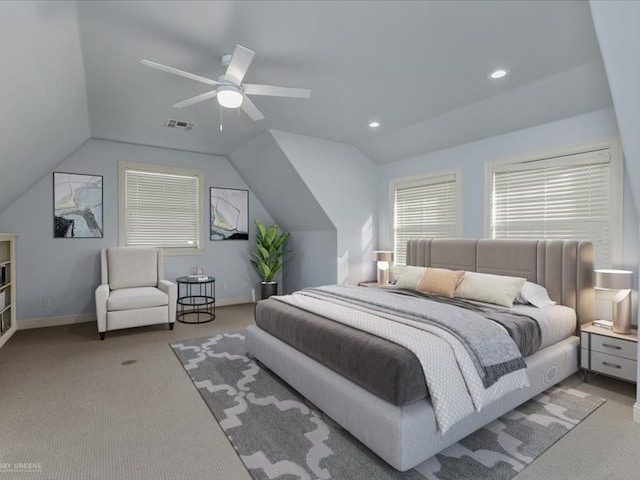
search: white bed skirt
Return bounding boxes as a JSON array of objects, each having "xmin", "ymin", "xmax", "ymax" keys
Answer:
[{"xmin": 245, "ymin": 324, "xmax": 579, "ymax": 472}]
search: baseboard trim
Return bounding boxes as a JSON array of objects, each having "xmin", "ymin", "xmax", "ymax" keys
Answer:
[
  {"xmin": 18, "ymin": 313, "xmax": 96, "ymax": 330},
  {"xmin": 17, "ymin": 297, "xmax": 253, "ymax": 330},
  {"xmin": 634, "ymin": 402, "xmax": 640, "ymax": 424},
  {"xmin": 216, "ymin": 296, "xmax": 253, "ymax": 307}
]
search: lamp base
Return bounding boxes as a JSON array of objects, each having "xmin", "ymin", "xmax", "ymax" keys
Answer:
[
  {"xmin": 612, "ymin": 290, "xmax": 632, "ymax": 334},
  {"xmin": 377, "ymin": 268, "xmax": 389, "ymax": 286}
]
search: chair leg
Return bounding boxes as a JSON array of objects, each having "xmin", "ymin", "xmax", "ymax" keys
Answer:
[
  {"xmin": 169, "ymin": 323, "xmax": 174, "ymax": 330},
  {"xmin": 100, "ymin": 332, "xmax": 106, "ymax": 341}
]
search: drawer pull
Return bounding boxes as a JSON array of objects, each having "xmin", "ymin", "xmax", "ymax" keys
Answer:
[
  {"xmin": 602, "ymin": 343, "xmax": 622, "ymax": 350},
  {"xmin": 602, "ymin": 361, "xmax": 622, "ymax": 369}
]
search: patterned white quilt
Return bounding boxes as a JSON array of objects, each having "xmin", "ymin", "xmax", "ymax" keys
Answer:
[{"xmin": 276, "ymin": 290, "xmax": 530, "ymax": 433}]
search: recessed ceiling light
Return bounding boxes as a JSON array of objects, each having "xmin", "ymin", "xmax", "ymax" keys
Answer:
[
  {"xmin": 489, "ymin": 69, "xmax": 509, "ymax": 80},
  {"xmin": 369, "ymin": 121, "xmax": 381, "ymax": 128}
]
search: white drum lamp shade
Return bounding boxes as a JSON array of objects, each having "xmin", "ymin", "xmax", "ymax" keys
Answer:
[
  {"xmin": 373, "ymin": 251, "xmax": 394, "ymax": 285},
  {"xmin": 595, "ymin": 269, "xmax": 633, "ymax": 334}
]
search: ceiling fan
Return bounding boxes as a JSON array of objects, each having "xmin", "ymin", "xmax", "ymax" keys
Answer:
[{"xmin": 140, "ymin": 44, "xmax": 311, "ymax": 121}]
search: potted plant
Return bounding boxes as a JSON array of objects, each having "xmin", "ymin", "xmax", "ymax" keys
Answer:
[{"xmin": 250, "ymin": 220, "xmax": 290, "ymax": 299}]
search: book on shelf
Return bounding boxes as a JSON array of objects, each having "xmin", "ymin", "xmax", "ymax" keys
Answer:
[
  {"xmin": 593, "ymin": 319, "xmax": 613, "ymax": 330},
  {"xmin": 0, "ymin": 264, "xmax": 5, "ymax": 285}
]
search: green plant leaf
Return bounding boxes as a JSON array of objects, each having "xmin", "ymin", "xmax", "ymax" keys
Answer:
[{"xmin": 249, "ymin": 220, "xmax": 290, "ymax": 282}]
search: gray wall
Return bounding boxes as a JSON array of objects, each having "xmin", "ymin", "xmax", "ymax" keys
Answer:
[
  {"xmin": 376, "ymin": 107, "xmax": 639, "ymax": 325},
  {"xmin": 377, "ymin": 108, "xmax": 626, "ymax": 244},
  {"xmin": 589, "ymin": 0, "xmax": 640, "ymax": 410},
  {"xmin": 271, "ymin": 131, "xmax": 378, "ymax": 284},
  {"xmin": 229, "ymin": 131, "xmax": 337, "ymax": 292},
  {"xmin": 284, "ymin": 230, "xmax": 338, "ymax": 291},
  {"xmin": 0, "ymin": 1, "xmax": 91, "ymax": 215},
  {"xmin": 0, "ymin": 139, "xmax": 275, "ymax": 324}
]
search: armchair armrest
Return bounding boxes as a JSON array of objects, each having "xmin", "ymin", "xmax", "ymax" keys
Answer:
[
  {"xmin": 95, "ymin": 284, "xmax": 110, "ymax": 333},
  {"xmin": 158, "ymin": 280, "xmax": 177, "ymax": 323}
]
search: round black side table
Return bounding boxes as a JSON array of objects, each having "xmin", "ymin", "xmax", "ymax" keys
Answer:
[{"xmin": 176, "ymin": 276, "xmax": 216, "ymax": 324}]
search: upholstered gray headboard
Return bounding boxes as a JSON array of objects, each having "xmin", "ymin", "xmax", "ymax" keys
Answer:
[{"xmin": 406, "ymin": 239, "xmax": 594, "ymax": 326}]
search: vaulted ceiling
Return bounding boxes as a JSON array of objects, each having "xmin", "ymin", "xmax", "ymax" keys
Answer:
[{"xmin": 0, "ymin": 0, "xmax": 612, "ymax": 214}]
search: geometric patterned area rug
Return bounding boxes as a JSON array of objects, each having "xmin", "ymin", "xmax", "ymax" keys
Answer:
[{"xmin": 170, "ymin": 332, "xmax": 605, "ymax": 480}]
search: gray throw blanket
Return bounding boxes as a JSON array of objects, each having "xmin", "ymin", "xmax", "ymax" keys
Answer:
[
  {"xmin": 299, "ymin": 285, "xmax": 540, "ymax": 388},
  {"xmin": 390, "ymin": 288, "xmax": 543, "ymax": 357}
]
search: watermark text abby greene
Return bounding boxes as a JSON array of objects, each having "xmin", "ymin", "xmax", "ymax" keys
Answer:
[{"xmin": 0, "ymin": 462, "xmax": 43, "ymax": 473}]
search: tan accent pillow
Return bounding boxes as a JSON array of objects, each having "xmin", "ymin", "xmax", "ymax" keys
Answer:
[
  {"xmin": 455, "ymin": 271, "xmax": 526, "ymax": 307},
  {"xmin": 416, "ymin": 268, "xmax": 465, "ymax": 298}
]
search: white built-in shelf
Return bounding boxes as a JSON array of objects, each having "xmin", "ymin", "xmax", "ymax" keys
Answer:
[{"xmin": 0, "ymin": 234, "xmax": 17, "ymax": 349}]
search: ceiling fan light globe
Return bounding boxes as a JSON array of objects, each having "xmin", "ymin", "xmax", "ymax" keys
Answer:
[{"xmin": 217, "ymin": 87, "xmax": 243, "ymax": 109}]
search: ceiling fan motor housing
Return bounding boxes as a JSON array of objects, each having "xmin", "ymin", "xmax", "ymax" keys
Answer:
[{"xmin": 221, "ymin": 53, "xmax": 233, "ymax": 67}]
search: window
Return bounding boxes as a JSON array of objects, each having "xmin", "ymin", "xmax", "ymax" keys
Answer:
[
  {"xmin": 119, "ymin": 161, "xmax": 203, "ymax": 252},
  {"xmin": 391, "ymin": 170, "xmax": 460, "ymax": 265},
  {"xmin": 486, "ymin": 138, "xmax": 623, "ymax": 268}
]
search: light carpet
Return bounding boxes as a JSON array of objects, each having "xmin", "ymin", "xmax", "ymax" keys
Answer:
[{"xmin": 170, "ymin": 332, "xmax": 605, "ymax": 480}]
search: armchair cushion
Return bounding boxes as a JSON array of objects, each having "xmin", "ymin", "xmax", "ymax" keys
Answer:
[
  {"xmin": 107, "ymin": 247, "xmax": 158, "ymax": 290},
  {"xmin": 107, "ymin": 287, "xmax": 168, "ymax": 311}
]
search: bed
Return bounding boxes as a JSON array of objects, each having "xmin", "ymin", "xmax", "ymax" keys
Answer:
[{"xmin": 245, "ymin": 238, "xmax": 594, "ymax": 471}]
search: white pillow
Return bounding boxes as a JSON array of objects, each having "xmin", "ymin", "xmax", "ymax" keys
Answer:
[
  {"xmin": 394, "ymin": 266, "xmax": 428, "ymax": 289},
  {"xmin": 514, "ymin": 281, "xmax": 556, "ymax": 308},
  {"xmin": 455, "ymin": 272, "xmax": 526, "ymax": 308},
  {"xmin": 389, "ymin": 265, "xmax": 408, "ymax": 284}
]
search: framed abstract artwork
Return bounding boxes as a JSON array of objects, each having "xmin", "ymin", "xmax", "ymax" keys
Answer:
[
  {"xmin": 210, "ymin": 187, "xmax": 249, "ymax": 240},
  {"xmin": 53, "ymin": 172, "xmax": 103, "ymax": 238}
]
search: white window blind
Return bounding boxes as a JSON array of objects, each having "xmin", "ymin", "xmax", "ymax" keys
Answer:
[
  {"xmin": 123, "ymin": 168, "xmax": 200, "ymax": 249},
  {"xmin": 490, "ymin": 149, "xmax": 612, "ymax": 267},
  {"xmin": 393, "ymin": 173, "xmax": 458, "ymax": 265}
]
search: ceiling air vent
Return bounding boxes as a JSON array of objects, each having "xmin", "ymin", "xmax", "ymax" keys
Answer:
[{"xmin": 165, "ymin": 119, "xmax": 196, "ymax": 131}]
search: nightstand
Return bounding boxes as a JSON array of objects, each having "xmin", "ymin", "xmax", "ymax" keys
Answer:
[{"xmin": 581, "ymin": 323, "xmax": 637, "ymax": 383}]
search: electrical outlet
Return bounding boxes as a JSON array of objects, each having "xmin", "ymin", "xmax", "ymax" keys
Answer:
[
  {"xmin": 223, "ymin": 283, "xmax": 228, "ymax": 291},
  {"xmin": 42, "ymin": 297, "xmax": 51, "ymax": 308}
]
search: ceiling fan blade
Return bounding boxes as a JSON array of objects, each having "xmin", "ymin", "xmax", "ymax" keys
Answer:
[
  {"xmin": 140, "ymin": 59, "xmax": 220, "ymax": 86},
  {"xmin": 243, "ymin": 84, "xmax": 311, "ymax": 98},
  {"xmin": 224, "ymin": 45, "xmax": 255, "ymax": 85},
  {"xmin": 172, "ymin": 90, "xmax": 219, "ymax": 108},
  {"xmin": 241, "ymin": 95, "xmax": 265, "ymax": 121}
]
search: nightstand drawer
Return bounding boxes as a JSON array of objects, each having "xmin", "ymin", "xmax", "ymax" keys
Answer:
[
  {"xmin": 590, "ymin": 351, "xmax": 637, "ymax": 382},
  {"xmin": 591, "ymin": 335, "xmax": 637, "ymax": 361}
]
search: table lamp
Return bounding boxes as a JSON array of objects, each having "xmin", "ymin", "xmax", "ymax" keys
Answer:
[
  {"xmin": 373, "ymin": 251, "xmax": 394, "ymax": 285},
  {"xmin": 594, "ymin": 269, "xmax": 633, "ymax": 334}
]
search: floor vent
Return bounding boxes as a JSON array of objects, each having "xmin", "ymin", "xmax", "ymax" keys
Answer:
[{"xmin": 165, "ymin": 119, "xmax": 196, "ymax": 131}]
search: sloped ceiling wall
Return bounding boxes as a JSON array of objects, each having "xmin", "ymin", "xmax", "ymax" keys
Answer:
[
  {"xmin": 589, "ymin": 0, "xmax": 640, "ymax": 401},
  {"xmin": 228, "ymin": 131, "xmax": 337, "ymax": 291},
  {"xmin": 0, "ymin": 2, "xmax": 90, "ymax": 214},
  {"xmin": 271, "ymin": 130, "xmax": 378, "ymax": 284},
  {"xmin": 590, "ymin": 1, "xmax": 640, "ymax": 213},
  {"xmin": 228, "ymin": 131, "xmax": 334, "ymax": 234}
]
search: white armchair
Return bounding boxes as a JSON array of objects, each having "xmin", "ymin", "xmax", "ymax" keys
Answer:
[{"xmin": 95, "ymin": 247, "xmax": 176, "ymax": 340}]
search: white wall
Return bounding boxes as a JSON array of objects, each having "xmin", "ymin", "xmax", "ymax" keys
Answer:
[
  {"xmin": 272, "ymin": 130, "xmax": 378, "ymax": 284},
  {"xmin": 0, "ymin": 139, "xmax": 274, "ymax": 324}
]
